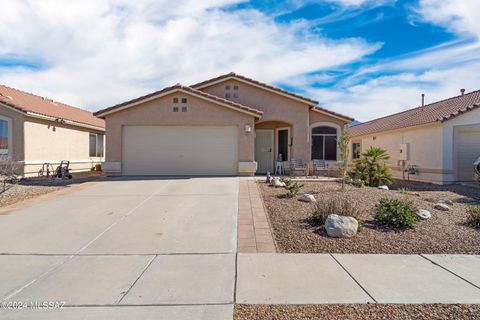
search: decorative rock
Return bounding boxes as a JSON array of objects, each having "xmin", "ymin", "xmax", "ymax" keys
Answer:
[
  {"xmin": 440, "ymin": 199, "xmax": 454, "ymax": 206},
  {"xmin": 417, "ymin": 209, "xmax": 431, "ymax": 219},
  {"xmin": 298, "ymin": 193, "xmax": 316, "ymax": 202},
  {"xmin": 325, "ymin": 214, "xmax": 358, "ymax": 238},
  {"xmin": 434, "ymin": 203, "xmax": 450, "ymax": 211},
  {"xmin": 272, "ymin": 177, "xmax": 285, "ymax": 188},
  {"xmin": 378, "ymin": 185, "xmax": 389, "ymax": 190}
]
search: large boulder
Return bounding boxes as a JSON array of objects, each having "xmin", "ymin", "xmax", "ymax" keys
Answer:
[
  {"xmin": 417, "ymin": 209, "xmax": 431, "ymax": 219},
  {"xmin": 378, "ymin": 185, "xmax": 389, "ymax": 190},
  {"xmin": 271, "ymin": 177, "xmax": 285, "ymax": 188},
  {"xmin": 298, "ymin": 193, "xmax": 316, "ymax": 202},
  {"xmin": 434, "ymin": 203, "xmax": 450, "ymax": 211},
  {"xmin": 325, "ymin": 214, "xmax": 358, "ymax": 238}
]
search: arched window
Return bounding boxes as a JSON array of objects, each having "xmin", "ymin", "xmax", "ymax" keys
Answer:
[{"xmin": 311, "ymin": 126, "xmax": 337, "ymax": 161}]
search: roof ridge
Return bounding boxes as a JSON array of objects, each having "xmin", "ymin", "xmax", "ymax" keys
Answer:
[
  {"xmin": 191, "ymin": 72, "xmax": 319, "ymax": 105},
  {"xmin": 352, "ymin": 89, "xmax": 480, "ymax": 129},
  {"xmin": 0, "ymin": 83, "xmax": 91, "ymax": 114},
  {"xmin": 94, "ymin": 83, "xmax": 263, "ymax": 117}
]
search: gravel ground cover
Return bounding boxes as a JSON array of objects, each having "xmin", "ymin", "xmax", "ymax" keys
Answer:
[
  {"xmin": 259, "ymin": 180, "xmax": 480, "ymax": 254},
  {"xmin": 0, "ymin": 172, "xmax": 104, "ymax": 208},
  {"xmin": 234, "ymin": 304, "xmax": 480, "ymax": 320}
]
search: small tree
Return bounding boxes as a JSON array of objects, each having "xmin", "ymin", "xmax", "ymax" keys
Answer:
[
  {"xmin": 337, "ymin": 130, "xmax": 350, "ymax": 190},
  {"xmin": 0, "ymin": 155, "xmax": 19, "ymax": 193},
  {"xmin": 280, "ymin": 178, "xmax": 304, "ymax": 198},
  {"xmin": 350, "ymin": 146, "xmax": 393, "ymax": 187}
]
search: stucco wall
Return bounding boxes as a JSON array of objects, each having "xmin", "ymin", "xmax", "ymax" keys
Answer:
[
  {"xmin": 102, "ymin": 92, "xmax": 255, "ymax": 174},
  {"xmin": 201, "ymin": 79, "xmax": 311, "ymax": 161},
  {"xmin": 23, "ymin": 118, "xmax": 104, "ymax": 176},
  {"xmin": 350, "ymin": 123, "xmax": 445, "ymax": 183}
]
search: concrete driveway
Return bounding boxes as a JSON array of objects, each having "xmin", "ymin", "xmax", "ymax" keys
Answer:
[{"xmin": 0, "ymin": 177, "xmax": 238, "ymax": 319}]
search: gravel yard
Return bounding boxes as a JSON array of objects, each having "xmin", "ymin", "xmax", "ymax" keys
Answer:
[
  {"xmin": 0, "ymin": 172, "xmax": 104, "ymax": 208},
  {"xmin": 234, "ymin": 304, "xmax": 480, "ymax": 320},
  {"xmin": 260, "ymin": 180, "xmax": 480, "ymax": 254}
]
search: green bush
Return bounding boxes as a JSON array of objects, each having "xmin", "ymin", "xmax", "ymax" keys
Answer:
[
  {"xmin": 280, "ymin": 178, "xmax": 304, "ymax": 198},
  {"xmin": 374, "ymin": 198, "xmax": 420, "ymax": 229},
  {"xmin": 466, "ymin": 206, "xmax": 480, "ymax": 229},
  {"xmin": 312, "ymin": 198, "xmax": 361, "ymax": 230},
  {"xmin": 350, "ymin": 147, "xmax": 393, "ymax": 187}
]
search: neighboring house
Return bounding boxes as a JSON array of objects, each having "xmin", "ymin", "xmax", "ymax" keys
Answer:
[
  {"xmin": 94, "ymin": 72, "xmax": 353, "ymax": 176},
  {"xmin": 348, "ymin": 89, "xmax": 480, "ymax": 184},
  {"xmin": 0, "ymin": 85, "xmax": 105, "ymax": 177}
]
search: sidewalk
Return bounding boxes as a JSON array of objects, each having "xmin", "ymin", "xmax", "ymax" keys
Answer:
[{"xmin": 236, "ymin": 253, "xmax": 480, "ymax": 304}]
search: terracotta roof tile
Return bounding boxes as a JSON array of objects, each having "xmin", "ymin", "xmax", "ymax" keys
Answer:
[
  {"xmin": 0, "ymin": 84, "xmax": 105, "ymax": 129},
  {"xmin": 348, "ymin": 90, "xmax": 480, "ymax": 137},
  {"xmin": 94, "ymin": 84, "xmax": 263, "ymax": 118},
  {"xmin": 191, "ymin": 72, "xmax": 319, "ymax": 105}
]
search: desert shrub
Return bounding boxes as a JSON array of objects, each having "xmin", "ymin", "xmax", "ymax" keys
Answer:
[
  {"xmin": 466, "ymin": 206, "xmax": 480, "ymax": 229},
  {"xmin": 312, "ymin": 197, "xmax": 360, "ymax": 226},
  {"xmin": 374, "ymin": 198, "xmax": 420, "ymax": 229},
  {"xmin": 280, "ymin": 178, "xmax": 304, "ymax": 198},
  {"xmin": 346, "ymin": 178, "xmax": 365, "ymax": 188},
  {"xmin": 349, "ymin": 147, "xmax": 393, "ymax": 187}
]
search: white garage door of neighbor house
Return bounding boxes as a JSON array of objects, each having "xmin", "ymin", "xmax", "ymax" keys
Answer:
[
  {"xmin": 122, "ymin": 126, "xmax": 238, "ymax": 176},
  {"xmin": 456, "ymin": 129, "xmax": 480, "ymax": 181}
]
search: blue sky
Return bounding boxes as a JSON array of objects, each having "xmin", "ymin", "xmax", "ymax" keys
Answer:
[{"xmin": 0, "ymin": 0, "xmax": 479, "ymax": 121}]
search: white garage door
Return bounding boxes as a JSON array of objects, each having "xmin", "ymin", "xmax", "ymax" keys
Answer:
[
  {"xmin": 122, "ymin": 126, "xmax": 238, "ymax": 175},
  {"xmin": 456, "ymin": 129, "xmax": 480, "ymax": 181}
]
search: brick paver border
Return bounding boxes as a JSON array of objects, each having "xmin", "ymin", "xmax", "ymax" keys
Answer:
[{"xmin": 237, "ymin": 178, "xmax": 276, "ymax": 253}]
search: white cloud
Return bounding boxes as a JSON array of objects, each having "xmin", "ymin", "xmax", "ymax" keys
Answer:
[
  {"xmin": 413, "ymin": 0, "xmax": 480, "ymax": 39},
  {"xmin": 0, "ymin": 0, "xmax": 378, "ymax": 110}
]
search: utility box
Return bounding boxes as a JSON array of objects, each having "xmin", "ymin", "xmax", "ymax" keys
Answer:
[{"xmin": 399, "ymin": 143, "xmax": 409, "ymax": 161}]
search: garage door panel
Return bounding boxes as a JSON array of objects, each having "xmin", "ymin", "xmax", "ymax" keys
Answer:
[
  {"xmin": 123, "ymin": 126, "xmax": 238, "ymax": 175},
  {"xmin": 456, "ymin": 130, "xmax": 480, "ymax": 181}
]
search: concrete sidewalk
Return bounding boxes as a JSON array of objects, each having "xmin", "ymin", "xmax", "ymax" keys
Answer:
[{"xmin": 236, "ymin": 253, "xmax": 480, "ymax": 304}]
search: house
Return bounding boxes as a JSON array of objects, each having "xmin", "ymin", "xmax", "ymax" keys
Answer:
[
  {"xmin": 0, "ymin": 84, "xmax": 105, "ymax": 177},
  {"xmin": 94, "ymin": 72, "xmax": 353, "ymax": 176},
  {"xmin": 348, "ymin": 89, "xmax": 480, "ymax": 184}
]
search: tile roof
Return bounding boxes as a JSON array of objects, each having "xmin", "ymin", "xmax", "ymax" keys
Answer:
[
  {"xmin": 310, "ymin": 106, "xmax": 354, "ymax": 122},
  {"xmin": 94, "ymin": 84, "xmax": 263, "ymax": 118},
  {"xmin": 191, "ymin": 72, "xmax": 320, "ymax": 105},
  {"xmin": 348, "ymin": 90, "xmax": 480, "ymax": 137},
  {"xmin": 0, "ymin": 84, "xmax": 105, "ymax": 129}
]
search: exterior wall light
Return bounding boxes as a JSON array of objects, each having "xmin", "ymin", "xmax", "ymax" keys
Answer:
[{"xmin": 244, "ymin": 124, "xmax": 252, "ymax": 133}]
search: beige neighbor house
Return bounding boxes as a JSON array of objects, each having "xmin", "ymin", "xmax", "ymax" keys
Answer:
[
  {"xmin": 348, "ymin": 89, "xmax": 480, "ymax": 184},
  {"xmin": 94, "ymin": 72, "xmax": 353, "ymax": 176},
  {"xmin": 0, "ymin": 85, "xmax": 105, "ymax": 177}
]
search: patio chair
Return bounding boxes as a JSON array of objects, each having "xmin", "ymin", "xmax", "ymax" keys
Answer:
[
  {"xmin": 312, "ymin": 159, "xmax": 330, "ymax": 177},
  {"xmin": 289, "ymin": 159, "xmax": 308, "ymax": 176}
]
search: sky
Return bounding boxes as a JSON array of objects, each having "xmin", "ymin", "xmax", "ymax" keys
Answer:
[{"xmin": 0, "ymin": 0, "xmax": 479, "ymax": 122}]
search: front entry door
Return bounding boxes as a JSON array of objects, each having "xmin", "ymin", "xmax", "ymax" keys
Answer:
[{"xmin": 255, "ymin": 129, "xmax": 274, "ymax": 174}]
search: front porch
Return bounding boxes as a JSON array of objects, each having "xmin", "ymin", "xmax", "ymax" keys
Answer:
[{"xmin": 253, "ymin": 120, "xmax": 343, "ymax": 176}]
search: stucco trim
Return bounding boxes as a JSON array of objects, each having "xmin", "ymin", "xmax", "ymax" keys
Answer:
[{"xmin": 194, "ymin": 76, "xmax": 319, "ymax": 107}]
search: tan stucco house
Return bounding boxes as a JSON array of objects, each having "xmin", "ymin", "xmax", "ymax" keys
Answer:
[
  {"xmin": 0, "ymin": 85, "xmax": 105, "ymax": 177},
  {"xmin": 95, "ymin": 72, "xmax": 353, "ymax": 176},
  {"xmin": 348, "ymin": 89, "xmax": 480, "ymax": 184}
]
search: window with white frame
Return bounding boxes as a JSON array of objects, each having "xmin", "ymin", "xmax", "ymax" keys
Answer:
[
  {"xmin": 311, "ymin": 126, "xmax": 337, "ymax": 161},
  {"xmin": 89, "ymin": 133, "xmax": 104, "ymax": 157},
  {"xmin": 0, "ymin": 116, "xmax": 11, "ymax": 155},
  {"xmin": 352, "ymin": 142, "xmax": 361, "ymax": 159}
]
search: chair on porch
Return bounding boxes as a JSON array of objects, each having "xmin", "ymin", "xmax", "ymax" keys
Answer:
[
  {"xmin": 312, "ymin": 159, "xmax": 330, "ymax": 177},
  {"xmin": 289, "ymin": 159, "xmax": 308, "ymax": 176}
]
